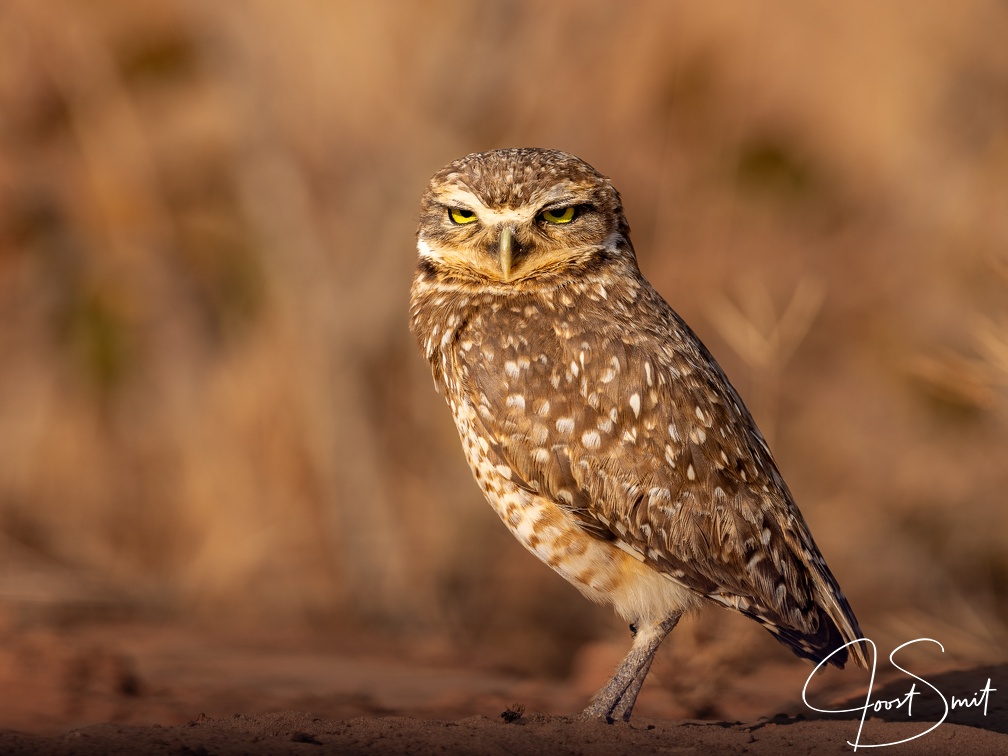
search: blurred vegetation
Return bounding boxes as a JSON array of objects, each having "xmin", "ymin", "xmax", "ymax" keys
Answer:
[{"xmin": 1, "ymin": 0, "xmax": 1007, "ymax": 682}]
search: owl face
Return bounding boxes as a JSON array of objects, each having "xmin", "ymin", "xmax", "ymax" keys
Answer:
[{"xmin": 417, "ymin": 148, "xmax": 631, "ymax": 285}]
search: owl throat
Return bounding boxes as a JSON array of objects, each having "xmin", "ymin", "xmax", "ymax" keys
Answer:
[{"xmin": 409, "ymin": 248, "xmax": 643, "ymax": 404}]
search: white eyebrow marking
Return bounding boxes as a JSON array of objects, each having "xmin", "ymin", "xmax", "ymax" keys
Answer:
[
  {"xmin": 476, "ymin": 207, "xmax": 537, "ymax": 225},
  {"xmin": 435, "ymin": 184, "xmax": 582, "ymax": 227},
  {"xmin": 435, "ymin": 189, "xmax": 537, "ymax": 226}
]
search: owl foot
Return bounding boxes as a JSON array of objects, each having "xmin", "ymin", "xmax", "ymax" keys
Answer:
[{"xmin": 581, "ymin": 612, "xmax": 681, "ymax": 722}]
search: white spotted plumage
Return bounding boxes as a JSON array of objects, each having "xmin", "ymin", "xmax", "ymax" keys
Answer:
[{"xmin": 409, "ymin": 148, "xmax": 866, "ymax": 722}]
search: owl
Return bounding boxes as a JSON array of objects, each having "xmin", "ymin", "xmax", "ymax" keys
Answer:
[{"xmin": 409, "ymin": 148, "xmax": 866, "ymax": 722}]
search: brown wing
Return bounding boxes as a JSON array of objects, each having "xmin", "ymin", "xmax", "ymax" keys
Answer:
[{"xmin": 456, "ymin": 284, "xmax": 866, "ymax": 667}]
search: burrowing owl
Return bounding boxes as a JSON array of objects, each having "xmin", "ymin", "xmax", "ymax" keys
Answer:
[{"xmin": 409, "ymin": 148, "xmax": 866, "ymax": 722}]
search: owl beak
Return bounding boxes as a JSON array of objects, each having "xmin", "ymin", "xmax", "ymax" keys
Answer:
[{"xmin": 499, "ymin": 225, "xmax": 515, "ymax": 280}]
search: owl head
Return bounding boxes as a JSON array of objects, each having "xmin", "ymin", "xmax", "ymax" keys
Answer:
[{"xmin": 416, "ymin": 148, "xmax": 634, "ymax": 285}]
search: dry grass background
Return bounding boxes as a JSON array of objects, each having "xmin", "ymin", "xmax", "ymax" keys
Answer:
[{"xmin": 1, "ymin": 0, "xmax": 1008, "ymax": 713}]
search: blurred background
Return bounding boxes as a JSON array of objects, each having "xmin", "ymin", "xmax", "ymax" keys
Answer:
[{"xmin": 1, "ymin": 0, "xmax": 1007, "ymax": 731}]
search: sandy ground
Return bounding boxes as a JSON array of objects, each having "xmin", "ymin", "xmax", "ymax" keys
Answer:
[
  {"xmin": 0, "ymin": 620, "xmax": 1005, "ymax": 755},
  {"xmin": 2, "ymin": 711, "xmax": 1008, "ymax": 756}
]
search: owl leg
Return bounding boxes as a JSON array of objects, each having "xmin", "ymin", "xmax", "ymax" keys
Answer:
[
  {"xmin": 582, "ymin": 612, "xmax": 681, "ymax": 722},
  {"xmin": 609, "ymin": 654, "xmax": 656, "ymax": 722}
]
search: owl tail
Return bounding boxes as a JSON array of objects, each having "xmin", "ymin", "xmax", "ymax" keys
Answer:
[{"xmin": 747, "ymin": 570, "xmax": 869, "ymax": 669}]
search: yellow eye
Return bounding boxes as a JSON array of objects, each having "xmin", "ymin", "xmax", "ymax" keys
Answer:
[
  {"xmin": 448, "ymin": 207, "xmax": 477, "ymax": 225},
  {"xmin": 539, "ymin": 206, "xmax": 577, "ymax": 224}
]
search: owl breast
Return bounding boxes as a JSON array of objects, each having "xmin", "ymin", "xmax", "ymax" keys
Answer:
[{"xmin": 411, "ymin": 274, "xmax": 702, "ymax": 624}]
